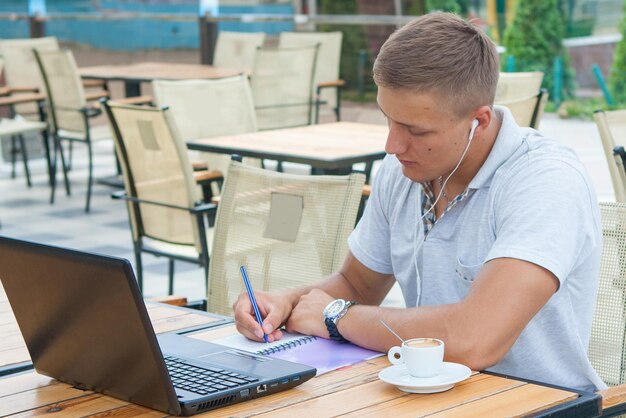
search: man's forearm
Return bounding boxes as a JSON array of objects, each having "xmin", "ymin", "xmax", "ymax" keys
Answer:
[{"xmin": 336, "ymin": 302, "xmax": 498, "ymax": 370}]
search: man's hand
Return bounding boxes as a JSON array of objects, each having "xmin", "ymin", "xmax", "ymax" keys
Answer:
[
  {"xmin": 286, "ymin": 289, "xmax": 335, "ymax": 338},
  {"xmin": 233, "ymin": 290, "xmax": 294, "ymax": 342}
]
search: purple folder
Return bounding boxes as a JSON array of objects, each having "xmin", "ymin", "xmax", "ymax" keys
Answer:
[{"xmin": 260, "ymin": 336, "xmax": 383, "ymax": 375}]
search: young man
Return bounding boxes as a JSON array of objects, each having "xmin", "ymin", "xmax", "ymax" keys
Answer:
[{"xmin": 233, "ymin": 12, "xmax": 605, "ymax": 391}]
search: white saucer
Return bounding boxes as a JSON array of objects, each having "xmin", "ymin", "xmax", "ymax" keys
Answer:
[{"xmin": 378, "ymin": 362, "xmax": 472, "ymax": 394}]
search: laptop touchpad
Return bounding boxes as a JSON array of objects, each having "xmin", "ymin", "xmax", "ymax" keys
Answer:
[{"xmin": 200, "ymin": 350, "xmax": 268, "ymax": 370}]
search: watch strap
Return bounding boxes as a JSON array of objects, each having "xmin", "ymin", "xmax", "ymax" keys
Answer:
[{"xmin": 325, "ymin": 300, "xmax": 355, "ymax": 342}]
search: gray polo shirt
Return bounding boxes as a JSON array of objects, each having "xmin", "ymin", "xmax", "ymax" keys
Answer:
[{"xmin": 349, "ymin": 106, "xmax": 605, "ymax": 392}]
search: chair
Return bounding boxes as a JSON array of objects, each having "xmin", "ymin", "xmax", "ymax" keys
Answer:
[
  {"xmin": 34, "ymin": 48, "xmax": 112, "ymax": 212},
  {"xmin": 495, "ymin": 71, "xmax": 546, "ymax": 129},
  {"xmin": 279, "ymin": 31, "xmax": 344, "ymax": 122},
  {"xmin": 590, "ymin": 203, "xmax": 626, "ymax": 386},
  {"xmin": 206, "ymin": 159, "xmax": 365, "ymax": 315},
  {"xmin": 152, "ymin": 75, "xmax": 259, "ymax": 186},
  {"xmin": 213, "ymin": 31, "xmax": 265, "ymax": 73},
  {"xmin": 594, "ymin": 110, "xmax": 626, "ymax": 202},
  {"xmin": 0, "ymin": 117, "xmax": 47, "ymax": 187},
  {"xmin": 0, "ymin": 37, "xmax": 59, "ymax": 114},
  {"xmin": 102, "ymin": 101, "xmax": 217, "ymax": 296},
  {"xmin": 250, "ymin": 45, "xmax": 320, "ymax": 131}
]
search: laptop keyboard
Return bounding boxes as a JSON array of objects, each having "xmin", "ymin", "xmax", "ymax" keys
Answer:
[{"xmin": 164, "ymin": 356, "xmax": 260, "ymax": 396}]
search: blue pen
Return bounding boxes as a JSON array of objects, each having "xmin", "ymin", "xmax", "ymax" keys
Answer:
[{"xmin": 240, "ymin": 265, "xmax": 269, "ymax": 343}]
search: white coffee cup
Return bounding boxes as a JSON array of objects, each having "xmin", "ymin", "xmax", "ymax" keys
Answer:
[{"xmin": 387, "ymin": 338, "xmax": 444, "ymax": 378}]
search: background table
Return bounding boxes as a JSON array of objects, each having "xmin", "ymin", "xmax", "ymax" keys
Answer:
[
  {"xmin": 0, "ymin": 324, "xmax": 601, "ymax": 417},
  {"xmin": 187, "ymin": 121, "xmax": 388, "ymax": 178},
  {"xmin": 79, "ymin": 62, "xmax": 242, "ymax": 97},
  {"xmin": 0, "ymin": 282, "xmax": 230, "ymax": 377}
]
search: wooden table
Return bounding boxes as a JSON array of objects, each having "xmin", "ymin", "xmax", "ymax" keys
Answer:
[
  {"xmin": 0, "ymin": 282, "xmax": 230, "ymax": 377},
  {"xmin": 79, "ymin": 62, "xmax": 242, "ymax": 97},
  {"xmin": 187, "ymin": 121, "xmax": 389, "ymax": 178},
  {"xmin": 0, "ymin": 323, "xmax": 601, "ymax": 417}
]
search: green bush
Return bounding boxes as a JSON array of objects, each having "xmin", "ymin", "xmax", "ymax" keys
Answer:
[
  {"xmin": 503, "ymin": 0, "xmax": 576, "ymax": 103},
  {"xmin": 610, "ymin": 0, "xmax": 626, "ymax": 105}
]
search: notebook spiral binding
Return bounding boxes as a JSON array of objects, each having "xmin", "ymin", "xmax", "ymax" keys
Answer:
[{"xmin": 256, "ymin": 335, "xmax": 318, "ymax": 356}]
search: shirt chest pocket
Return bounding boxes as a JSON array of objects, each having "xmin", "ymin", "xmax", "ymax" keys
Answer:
[{"xmin": 455, "ymin": 256, "xmax": 483, "ymax": 286}]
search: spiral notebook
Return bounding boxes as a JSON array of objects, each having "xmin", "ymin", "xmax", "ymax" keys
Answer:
[{"xmin": 215, "ymin": 332, "xmax": 383, "ymax": 375}]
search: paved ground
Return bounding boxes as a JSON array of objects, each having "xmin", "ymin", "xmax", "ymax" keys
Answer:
[{"xmin": 0, "ymin": 98, "xmax": 613, "ymax": 310}]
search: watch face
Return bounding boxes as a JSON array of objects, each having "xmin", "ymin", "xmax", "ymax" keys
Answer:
[{"xmin": 325, "ymin": 299, "xmax": 346, "ymax": 318}]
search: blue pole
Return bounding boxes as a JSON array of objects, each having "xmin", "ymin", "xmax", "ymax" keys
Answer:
[
  {"xmin": 357, "ymin": 49, "xmax": 367, "ymax": 98},
  {"xmin": 506, "ymin": 55, "xmax": 516, "ymax": 72},
  {"xmin": 592, "ymin": 64, "xmax": 615, "ymax": 106},
  {"xmin": 553, "ymin": 56, "xmax": 563, "ymax": 107}
]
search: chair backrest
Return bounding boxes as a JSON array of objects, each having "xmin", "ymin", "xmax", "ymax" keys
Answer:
[
  {"xmin": 0, "ymin": 36, "xmax": 59, "ymax": 91},
  {"xmin": 213, "ymin": 31, "xmax": 265, "ymax": 73},
  {"xmin": 497, "ymin": 88, "xmax": 547, "ymax": 129},
  {"xmin": 278, "ymin": 31, "xmax": 342, "ymax": 110},
  {"xmin": 494, "ymin": 71, "xmax": 544, "ymax": 103},
  {"xmin": 103, "ymin": 102, "xmax": 203, "ymax": 252},
  {"xmin": 251, "ymin": 45, "xmax": 319, "ymax": 130},
  {"xmin": 153, "ymin": 75, "xmax": 258, "ymax": 176},
  {"xmin": 495, "ymin": 72, "xmax": 546, "ymax": 129},
  {"xmin": 207, "ymin": 161, "xmax": 365, "ymax": 315},
  {"xmin": 590, "ymin": 202, "xmax": 626, "ymax": 386},
  {"xmin": 34, "ymin": 49, "xmax": 87, "ymax": 134},
  {"xmin": 0, "ymin": 36, "xmax": 59, "ymax": 115},
  {"xmin": 594, "ymin": 110, "xmax": 626, "ymax": 202}
]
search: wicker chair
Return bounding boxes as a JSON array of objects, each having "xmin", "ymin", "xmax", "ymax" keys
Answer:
[
  {"xmin": 279, "ymin": 31, "xmax": 344, "ymax": 122},
  {"xmin": 34, "ymin": 49, "xmax": 111, "ymax": 212},
  {"xmin": 495, "ymin": 72, "xmax": 546, "ymax": 129},
  {"xmin": 152, "ymin": 75, "xmax": 259, "ymax": 190},
  {"xmin": 594, "ymin": 110, "xmax": 626, "ymax": 202},
  {"xmin": 251, "ymin": 45, "xmax": 320, "ymax": 131},
  {"xmin": 206, "ymin": 159, "xmax": 365, "ymax": 315},
  {"xmin": 102, "ymin": 101, "xmax": 216, "ymax": 295},
  {"xmin": 213, "ymin": 31, "xmax": 265, "ymax": 73}
]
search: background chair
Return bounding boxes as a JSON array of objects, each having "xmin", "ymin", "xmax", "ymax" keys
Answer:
[
  {"xmin": 251, "ymin": 45, "xmax": 319, "ymax": 131},
  {"xmin": 153, "ymin": 75, "xmax": 259, "ymax": 190},
  {"xmin": 213, "ymin": 31, "xmax": 265, "ymax": 73},
  {"xmin": 495, "ymin": 71, "xmax": 547, "ymax": 129},
  {"xmin": 279, "ymin": 31, "xmax": 344, "ymax": 122},
  {"xmin": 594, "ymin": 109, "xmax": 626, "ymax": 202},
  {"xmin": 590, "ymin": 202, "xmax": 626, "ymax": 387},
  {"xmin": 34, "ymin": 48, "xmax": 112, "ymax": 212},
  {"xmin": 0, "ymin": 36, "xmax": 59, "ymax": 116},
  {"xmin": 206, "ymin": 159, "xmax": 365, "ymax": 315},
  {"xmin": 103, "ymin": 101, "xmax": 216, "ymax": 295},
  {"xmin": 0, "ymin": 37, "xmax": 107, "ymax": 115}
]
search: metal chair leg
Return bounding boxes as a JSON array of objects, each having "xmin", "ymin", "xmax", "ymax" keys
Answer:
[
  {"xmin": 85, "ymin": 141, "xmax": 94, "ymax": 212},
  {"xmin": 168, "ymin": 259, "xmax": 175, "ymax": 295},
  {"xmin": 57, "ymin": 139, "xmax": 71, "ymax": 196},
  {"xmin": 10, "ymin": 136, "xmax": 17, "ymax": 179},
  {"xmin": 17, "ymin": 135, "xmax": 32, "ymax": 187},
  {"xmin": 135, "ymin": 248, "xmax": 144, "ymax": 293}
]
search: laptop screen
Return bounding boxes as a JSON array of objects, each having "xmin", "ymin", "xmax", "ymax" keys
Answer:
[{"xmin": 0, "ymin": 237, "xmax": 180, "ymax": 414}]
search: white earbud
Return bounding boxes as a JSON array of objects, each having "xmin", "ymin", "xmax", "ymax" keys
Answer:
[{"xmin": 468, "ymin": 119, "xmax": 479, "ymax": 142}]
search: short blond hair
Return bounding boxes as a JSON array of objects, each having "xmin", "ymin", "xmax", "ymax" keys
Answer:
[{"xmin": 373, "ymin": 12, "xmax": 499, "ymax": 117}]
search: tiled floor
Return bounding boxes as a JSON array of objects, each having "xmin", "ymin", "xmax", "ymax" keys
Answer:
[{"xmin": 0, "ymin": 105, "xmax": 615, "ymax": 310}]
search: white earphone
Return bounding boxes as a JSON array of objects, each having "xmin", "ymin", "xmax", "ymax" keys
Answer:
[
  {"xmin": 419, "ymin": 118, "xmax": 479, "ymax": 221},
  {"xmin": 469, "ymin": 118, "xmax": 479, "ymax": 142}
]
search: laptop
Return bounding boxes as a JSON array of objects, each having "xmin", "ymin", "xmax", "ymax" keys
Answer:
[{"xmin": 0, "ymin": 237, "xmax": 315, "ymax": 415}]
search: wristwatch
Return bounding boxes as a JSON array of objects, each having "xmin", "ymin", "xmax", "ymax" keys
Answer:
[{"xmin": 323, "ymin": 299, "xmax": 356, "ymax": 342}]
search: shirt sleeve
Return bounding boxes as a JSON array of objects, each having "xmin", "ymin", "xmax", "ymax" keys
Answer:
[
  {"xmin": 485, "ymin": 157, "xmax": 601, "ymax": 286},
  {"xmin": 348, "ymin": 156, "xmax": 395, "ymax": 275}
]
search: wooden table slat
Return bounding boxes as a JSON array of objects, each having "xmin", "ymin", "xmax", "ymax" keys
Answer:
[{"xmin": 427, "ymin": 383, "xmax": 578, "ymax": 418}]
